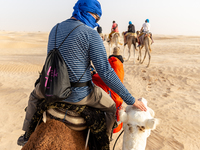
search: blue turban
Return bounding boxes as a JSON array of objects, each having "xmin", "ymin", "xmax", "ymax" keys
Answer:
[
  {"xmin": 129, "ymin": 21, "xmax": 132, "ymax": 25},
  {"xmin": 72, "ymin": 0, "xmax": 102, "ymax": 28},
  {"xmin": 145, "ymin": 19, "xmax": 149, "ymax": 23}
]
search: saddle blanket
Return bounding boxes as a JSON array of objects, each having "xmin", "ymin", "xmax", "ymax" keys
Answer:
[
  {"xmin": 111, "ymin": 32, "xmax": 119, "ymax": 37},
  {"xmin": 126, "ymin": 32, "xmax": 137, "ymax": 37}
]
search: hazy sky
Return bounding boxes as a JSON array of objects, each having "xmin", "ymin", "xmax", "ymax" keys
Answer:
[{"xmin": 1, "ymin": 0, "xmax": 200, "ymax": 36}]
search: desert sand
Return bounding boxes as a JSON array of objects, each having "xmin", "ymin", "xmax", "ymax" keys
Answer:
[{"xmin": 0, "ymin": 30, "xmax": 200, "ymax": 150}]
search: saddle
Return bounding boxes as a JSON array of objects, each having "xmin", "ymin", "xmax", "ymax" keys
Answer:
[
  {"xmin": 138, "ymin": 32, "xmax": 152, "ymax": 46},
  {"xmin": 44, "ymin": 107, "xmax": 87, "ymax": 131},
  {"xmin": 139, "ymin": 32, "xmax": 151, "ymax": 38},
  {"xmin": 27, "ymin": 101, "xmax": 110, "ymax": 150},
  {"xmin": 126, "ymin": 32, "xmax": 137, "ymax": 38},
  {"xmin": 111, "ymin": 32, "xmax": 119, "ymax": 37}
]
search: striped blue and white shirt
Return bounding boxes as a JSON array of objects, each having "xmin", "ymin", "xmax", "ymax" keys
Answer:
[{"xmin": 47, "ymin": 19, "xmax": 135, "ymax": 105}]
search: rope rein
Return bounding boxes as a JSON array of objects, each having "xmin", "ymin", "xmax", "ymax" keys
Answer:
[{"xmin": 113, "ymin": 130, "xmax": 124, "ymax": 150}]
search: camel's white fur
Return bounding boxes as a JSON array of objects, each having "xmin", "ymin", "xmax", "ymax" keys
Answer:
[{"xmin": 119, "ymin": 98, "xmax": 159, "ymax": 150}]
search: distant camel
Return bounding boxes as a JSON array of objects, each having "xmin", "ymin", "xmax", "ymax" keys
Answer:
[
  {"xmin": 122, "ymin": 32, "xmax": 138, "ymax": 63},
  {"xmin": 138, "ymin": 33, "xmax": 152, "ymax": 67},
  {"xmin": 108, "ymin": 32, "xmax": 122, "ymax": 55},
  {"xmin": 21, "ymin": 119, "xmax": 89, "ymax": 150},
  {"xmin": 104, "ymin": 34, "xmax": 108, "ymax": 42},
  {"xmin": 99, "ymin": 33, "xmax": 105, "ymax": 41},
  {"xmin": 119, "ymin": 98, "xmax": 159, "ymax": 150}
]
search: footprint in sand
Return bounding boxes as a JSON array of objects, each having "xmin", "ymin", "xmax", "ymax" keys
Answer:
[
  {"xmin": 158, "ymin": 70, "xmax": 162, "ymax": 74},
  {"xmin": 142, "ymin": 77, "xmax": 146, "ymax": 80},
  {"xmin": 147, "ymin": 83, "xmax": 152, "ymax": 91},
  {"xmin": 142, "ymin": 70, "xmax": 146, "ymax": 73},
  {"xmin": 148, "ymin": 87, "xmax": 152, "ymax": 91},
  {"xmin": 166, "ymin": 88, "xmax": 170, "ymax": 92},
  {"xmin": 162, "ymin": 93, "xmax": 169, "ymax": 97},
  {"xmin": 148, "ymin": 83, "xmax": 152, "ymax": 88},
  {"xmin": 161, "ymin": 77, "xmax": 166, "ymax": 82},
  {"xmin": 147, "ymin": 87, "xmax": 152, "ymax": 91}
]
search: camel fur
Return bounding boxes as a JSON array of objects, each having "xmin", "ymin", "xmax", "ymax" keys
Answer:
[
  {"xmin": 122, "ymin": 32, "xmax": 138, "ymax": 63},
  {"xmin": 22, "ymin": 119, "xmax": 89, "ymax": 150},
  {"xmin": 99, "ymin": 33, "xmax": 105, "ymax": 41},
  {"xmin": 108, "ymin": 32, "xmax": 122, "ymax": 55},
  {"xmin": 119, "ymin": 98, "xmax": 159, "ymax": 150}
]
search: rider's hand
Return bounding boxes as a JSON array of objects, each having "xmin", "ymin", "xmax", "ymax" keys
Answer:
[{"xmin": 132, "ymin": 99, "xmax": 147, "ymax": 111}]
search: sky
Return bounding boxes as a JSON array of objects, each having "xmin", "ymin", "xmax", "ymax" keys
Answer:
[{"xmin": 0, "ymin": 0, "xmax": 200, "ymax": 36}]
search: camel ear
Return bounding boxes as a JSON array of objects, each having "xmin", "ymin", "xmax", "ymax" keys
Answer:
[
  {"xmin": 119, "ymin": 109, "xmax": 128, "ymax": 123},
  {"xmin": 148, "ymin": 107, "xmax": 155, "ymax": 117},
  {"xmin": 145, "ymin": 118, "xmax": 159, "ymax": 130}
]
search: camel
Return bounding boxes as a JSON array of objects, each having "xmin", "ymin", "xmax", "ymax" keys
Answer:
[
  {"xmin": 21, "ymin": 119, "xmax": 89, "ymax": 150},
  {"xmin": 119, "ymin": 98, "xmax": 159, "ymax": 150},
  {"xmin": 107, "ymin": 32, "xmax": 122, "ymax": 55},
  {"xmin": 99, "ymin": 33, "xmax": 105, "ymax": 41},
  {"xmin": 21, "ymin": 102, "xmax": 109, "ymax": 150},
  {"xmin": 138, "ymin": 32, "xmax": 152, "ymax": 68},
  {"xmin": 104, "ymin": 34, "xmax": 108, "ymax": 42},
  {"xmin": 122, "ymin": 32, "xmax": 138, "ymax": 63}
]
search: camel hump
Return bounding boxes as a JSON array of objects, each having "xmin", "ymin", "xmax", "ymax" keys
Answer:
[
  {"xmin": 112, "ymin": 32, "xmax": 120, "ymax": 37},
  {"xmin": 115, "ymin": 32, "xmax": 120, "ymax": 36},
  {"xmin": 22, "ymin": 119, "xmax": 89, "ymax": 150}
]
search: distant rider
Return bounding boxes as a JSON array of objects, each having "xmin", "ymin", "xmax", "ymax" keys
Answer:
[
  {"xmin": 108, "ymin": 21, "xmax": 119, "ymax": 42},
  {"xmin": 124, "ymin": 21, "xmax": 135, "ymax": 46}
]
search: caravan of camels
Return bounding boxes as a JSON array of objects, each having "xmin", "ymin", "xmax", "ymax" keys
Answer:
[
  {"xmin": 101, "ymin": 19, "xmax": 153, "ymax": 68},
  {"xmin": 1, "ymin": 0, "xmax": 200, "ymax": 149},
  {"xmin": 19, "ymin": 20, "xmax": 157, "ymax": 150}
]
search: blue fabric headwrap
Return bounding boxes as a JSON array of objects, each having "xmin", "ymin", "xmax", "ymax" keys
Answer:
[
  {"xmin": 129, "ymin": 21, "xmax": 132, "ymax": 25},
  {"xmin": 72, "ymin": 0, "xmax": 102, "ymax": 28},
  {"xmin": 145, "ymin": 19, "xmax": 149, "ymax": 23}
]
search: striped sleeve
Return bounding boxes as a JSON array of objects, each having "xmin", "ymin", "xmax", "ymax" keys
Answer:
[{"xmin": 88, "ymin": 30, "xmax": 135, "ymax": 105}]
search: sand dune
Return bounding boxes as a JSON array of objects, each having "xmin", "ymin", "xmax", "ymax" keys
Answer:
[{"xmin": 0, "ymin": 31, "xmax": 200, "ymax": 150}]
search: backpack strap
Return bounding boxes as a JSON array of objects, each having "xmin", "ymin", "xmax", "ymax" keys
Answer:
[
  {"xmin": 70, "ymin": 80, "xmax": 92, "ymax": 87},
  {"xmin": 57, "ymin": 24, "xmax": 83, "ymax": 50},
  {"xmin": 70, "ymin": 63, "xmax": 91, "ymax": 87},
  {"xmin": 113, "ymin": 24, "xmax": 118, "ymax": 30},
  {"xmin": 54, "ymin": 23, "xmax": 91, "ymax": 88}
]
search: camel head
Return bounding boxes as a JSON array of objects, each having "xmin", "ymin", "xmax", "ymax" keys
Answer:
[
  {"xmin": 119, "ymin": 98, "xmax": 159, "ymax": 150},
  {"xmin": 122, "ymin": 32, "xmax": 125, "ymax": 37},
  {"xmin": 104, "ymin": 34, "xmax": 108, "ymax": 41}
]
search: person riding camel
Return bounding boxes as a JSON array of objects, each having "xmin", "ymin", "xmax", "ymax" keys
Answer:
[
  {"xmin": 123, "ymin": 21, "xmax": 136, "ymax": 46},
  {"xmin": 92, "ymin": 47, "xmax": 124, "ymax": 133},
  {"xmin": 17, "ymin": 0, "xmax": 147, "ymax": 147},
  {"xmin": 137, "ymin": 19, "xmax": 153, "ymax": 47},
  {"xmin": 108, "ymin": 21, "xmax": 119, "ymax": 42}
]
